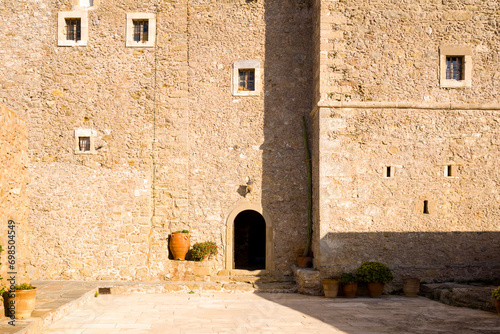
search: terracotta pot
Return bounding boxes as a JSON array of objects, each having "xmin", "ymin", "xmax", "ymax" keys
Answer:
[
  {"xmin": 322, "ymin": 279, "xmax": 340, "ymax": 298},
  {"xmin": 495, "ymin": 299, "xmax": 500, "ymax": 316},
  {"xmin": 367, "ymin": 282, "xmax": 384, "ymax": 298},
  {"xmin": 297, "ymin": 256, "xmax": 312, "ymax": 268},
  {"xmin": 8, "ymin": 288, "xmax": 37, "ymax": 319},
  {"xmin": 169, "ymin": 233, "xmax": 190, "ymax": 260},
  {"xmin": 403, "ymin": 278, "xmax": 420, "ymax": 297},
  {"xmin": 342, "ymin": 282, "xmax": 358, "ymax": 298}
]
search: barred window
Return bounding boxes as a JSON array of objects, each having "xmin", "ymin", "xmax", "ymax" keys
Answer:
[
  {"xmin": 133, "ymin": 20, "xmax": 149, "ymax": 43},
  {"xmin": 446, "ymin": 56, "xmax": 464, "ymax": 81},
  {"xmin": 79, "ymin": 137, "xmax": 91, "ymax": 152},
  {"xmin": 238, "ymin": 69, "xmax": 255, "ymax": 91},
  {"xmin": 66, "ymin": 18, "xmax": 81, "ymax": 42}
]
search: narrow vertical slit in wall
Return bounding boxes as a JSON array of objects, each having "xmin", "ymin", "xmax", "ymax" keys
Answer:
[
  {"xmin": 446, "ymin": 165, "xmax": 453, "ymax": 177},
  {"xmin": 423, "ymin": 200, "xmax": 429, "ymax": 214},
  {"xmin": 386, "ymin": 166, "xmax": 391, "ymax": 178}
]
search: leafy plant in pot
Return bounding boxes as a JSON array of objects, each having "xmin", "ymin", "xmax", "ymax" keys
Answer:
[
  {"xmin": 7, "ymin": 283, "xmax": 37, "ymax": 319},
  {"xmin": 492, "ymin": 286, "xmax": 500, "ymax": 315},
  {"xmin": 355, "ymin": 262, "xmax": 393, "ymax": 298},
  {"xmin": 169, "ymin": 230, "xmax": 190, "ymax": 260},
  {"xmin": 340, "ymin": 273, "xmax": 358, "ymax": 298},
  {"xmin": 190, "ymin": 241, "xmax": 218, "ymax": 261}
]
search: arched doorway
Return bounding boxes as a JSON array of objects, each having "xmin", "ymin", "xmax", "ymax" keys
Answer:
[
  {"xmin": 225, "ymin": 201, "xmax": 274, "ymax": 271},
  {"xmin": 234, "ymin": 210, "xmax": 266, "ymax": 270}
]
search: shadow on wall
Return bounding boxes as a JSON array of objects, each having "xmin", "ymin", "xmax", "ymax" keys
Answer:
[
  {"xmin": 319, "ymin": 231, "xmax": 500, "ymax": 283},
  {"xmin": 261, "ymin": 0, "xmax": 313, "ymax": 273}
]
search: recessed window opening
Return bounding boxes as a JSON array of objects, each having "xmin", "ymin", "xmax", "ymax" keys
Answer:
[
  {"xmin": 423, "ymin": 200, "xmax": 429, "ymax": 214},
  {"xmin": 446, "ymin": 56, "xmax": 464, "ymax": 81},
  {"xmin": 386, "ymin": 166, "xmax": 392, "ymax": 178},
  {"xmin": 446, "ymin": 165, "xmax": 452, "ymax": 177},
  {"xmin": 238, "ymin": 69, "xmax": 255, "ymax": 91},
  {"xmin": 80, "ymin": 0, "xmax": 93, "ymax": 6},
  {"xmin": 66, "ymin": 18, "xmax": 81, "ymax": 42},
  {"xmin": 79, "ymin": 137, "xmax": 91, "ymax": 152},
  {"xmin": 133, "ymin": 19, "xmax": 149, "ymax": 43}
]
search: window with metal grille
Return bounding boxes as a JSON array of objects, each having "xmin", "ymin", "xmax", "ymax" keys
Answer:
[
  {"xmin": 79, "ymin": 137, "xmax": 91, "ymax": 152},
  {"xmin": 446, "ymin": 56, "xmax": 464, "ymax": 81},
  {"xmin": 133, "ymin": 20, "xmax": 149, "ymax": 43},
  {"xmin": 66, "ymin": 18, "xmax": 81, "ymax": 42},
  {"xmin": 238, "ymin": 69, "xmax": 255, "ymax": 91}
]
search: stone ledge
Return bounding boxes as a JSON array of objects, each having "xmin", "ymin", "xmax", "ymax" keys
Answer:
[{"xmin": 421, "ymin": 282, "xmax": 498, "ymax": 313}]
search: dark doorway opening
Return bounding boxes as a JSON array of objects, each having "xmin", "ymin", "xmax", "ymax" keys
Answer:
[{"xmin": 234, "ymin": 210, "xmax": 266, "ymax": 270}]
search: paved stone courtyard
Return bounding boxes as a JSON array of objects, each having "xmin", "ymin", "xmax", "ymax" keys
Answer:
[{"xmin": 41, "ymin": 293, "xmax": 500, "ymax": 334}]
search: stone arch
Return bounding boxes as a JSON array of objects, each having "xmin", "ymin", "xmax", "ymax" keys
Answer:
[{"xmin": 225, "ymin": 201, "xmax": 274, "ymax": 271}]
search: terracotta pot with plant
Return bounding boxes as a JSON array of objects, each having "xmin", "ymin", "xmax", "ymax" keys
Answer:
[
  {"xmin": 191, "ymin": 241, "xmax": 218, "ymax": 261},
  {"xmin": 355, "ymin": 262, "xmax": 393, "ymax": 298},
  {"xmin": 492, "ymin": 286, "xmax": 500, "ymax": 316},
  {"xmin": 169, "ymin": 230, "xmax": 190, "ymax": 260},
  {"xmin": 7, "ymin": 283, "xmax": 37, "ymax": 319},
  {"xmin": 340, "ymin": 273, "xmax": 358, "ymax": 298}
]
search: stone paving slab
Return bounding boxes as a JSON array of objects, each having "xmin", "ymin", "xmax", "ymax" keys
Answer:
[{"xmin": 41, "ymin": 293, "xmax": 500, "ymax": 334}]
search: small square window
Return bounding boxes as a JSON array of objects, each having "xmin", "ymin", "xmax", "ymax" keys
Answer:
[
  {"xmin": 74, "ymin": 129, "xmax": 96, "ymax": 154},
  {"xmin": 232, "ymin": 60, "xmax": 261, "ymax": 96},
  {"xmin": 78, "ymin": 137, "xmax": 91, "ymax": 152},
  {"xmin": 58, "ymin": 11, "xmax": 88, "ymax": 47},
  {"xmin": 133, "ymin": 20, "xmax": 149, "ymax": 43},
  {"xmin": 440, "ymin": 46, "xmax": 472, "ymax": 88},
  {"xmin": 80, "ymin": 0, "xmax": 93, "ymax": 7},
  {"xmin": 445, "ymin": 56, "xmax": 463, "ymax": 81},
  {"xmin": 126, "ymin": 13, "xmax": 156, "ymax": 48},
  {"xmin": 66, "ymin": 18, "xmax": 81, "ymax": 42},
  {"xmin": 238, "ymin": 69, "xmax": 255, "ymax": 91}
]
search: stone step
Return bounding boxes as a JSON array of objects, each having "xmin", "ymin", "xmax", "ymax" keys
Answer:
[
  {"xmin": 106, "ymin": 280, "xmax": 297, "ymax": 294},
  {"xmin": 421, "ymin": 282, "xmax": 497, "ymax": 313}
]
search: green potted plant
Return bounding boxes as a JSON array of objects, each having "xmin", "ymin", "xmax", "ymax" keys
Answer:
[
  {"xmin": 322, "ymin": 277, "xmax": 340, "ymax": 298},
  {"xmin": 7, "ymin": 283, "xmax": 36, "ymax": 319},
  {"xmin": 190, "ymin": 241, "xmax": 218, "ymax": 261},
  {"xmin": 355, "ymin": 262, "xmax": 393, "ymax": 298},
  {"xmin": 340, "ymin": 273, "xmax": 358, "ymax": 298},
  {"xmin": 492, "ymin": 286, "xmax": 500, "ymax": 315},
  {"xmin": 169, "ymin": 230, "xmax": 190, "ymax": 260}
]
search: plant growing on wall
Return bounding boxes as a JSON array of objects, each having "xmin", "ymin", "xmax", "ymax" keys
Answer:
[
  {"xmin": 301, "ymin": 116, "xmax": 313, "ymax": 259},
  {"xmin": 190, "ymin": 242, "xmax": 218, "ymax": 261}
]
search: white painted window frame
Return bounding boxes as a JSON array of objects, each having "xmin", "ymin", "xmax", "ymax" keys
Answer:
[
  {"xmin": 126, "ymin": 13, "xmax": 156, "ymax": 48},
  {"xmin": 232, "ymin": 60, "xmax": 262, "ymax": 96},
  {"xmin": 58, "ymin": 11, "xmax": 89, "ymax": 47},
  {"xmin": 439, "ymin": 45, "xmax": 472, "ymax": 88},
  {"xmin": 74, "ymin": 128, "xmax": 97, "ymax": 155}
]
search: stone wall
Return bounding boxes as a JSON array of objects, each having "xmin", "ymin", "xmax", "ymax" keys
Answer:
[
  {"xmin": 312, "ymin": 0, "xmax": 500, "ymax": 283},
  {"xmin": 0, "ymin": 104, "xmax": 30, "ymax": 284},
  {"xmin": 315, "ymin": 0, "xmax": 500, "ymax": 104},
  {"xmin": 0, "ymin": 0, "xmax": 313, "ymax": 280}
]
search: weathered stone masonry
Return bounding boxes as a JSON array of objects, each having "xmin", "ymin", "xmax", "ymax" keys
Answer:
[
  {"xmin": 0, "ymin": 104, "xmax": 30, "ymax": 284},
  {"xmin": 312, "ymin": 0, "xmax": 500, "ymax": 284},
  {"xmin": 0, "ymin": 0, "xmax": 499, "ymax": 286},
  {"xmin": 0, "ymin": 0, "xmax": 312, "ymax": 280}
]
